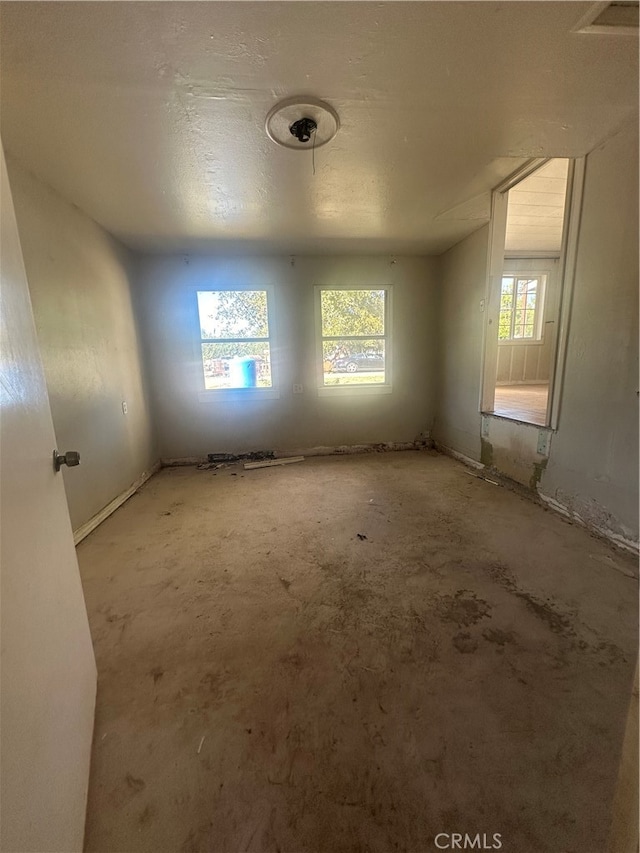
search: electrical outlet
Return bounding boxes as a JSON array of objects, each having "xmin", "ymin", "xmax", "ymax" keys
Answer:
[
  {"xmin": 122, "ymin": 401, "xmax": 128, "ymax": 415},
  {"xmin": 293, "ymin": 384, "xmax": 303, "ymax": 394},
  {"xmin": 481, "ymin": 415, "xmax": 490, "ymax": 438}
]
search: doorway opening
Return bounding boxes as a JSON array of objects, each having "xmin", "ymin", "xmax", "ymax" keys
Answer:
[{"xmin": 481, "ymin": 157, "xmax": 584, "ymax": 427}]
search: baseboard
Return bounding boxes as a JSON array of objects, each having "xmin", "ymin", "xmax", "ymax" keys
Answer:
[
  {"xmin": 161, "ymin": 456, "xmax": 206, "ymax": 467},
  {"xmin": 73, "ymin": 461, "xmax": 161, "ymax": 545},
  {"xmin": 279, "ymin": 442, "xmax": 424, "ymax": 458},
  {"xmin": 538, "ymin": 492, "xmax": 639, "ymax": 558},
  {"xmin": 433, "ymin": 441, "xmax": 484, "ymax": 470}
]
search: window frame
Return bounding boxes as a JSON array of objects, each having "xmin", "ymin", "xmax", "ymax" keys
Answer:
[
  {"xmin": 314, "ymin": 284, "xmax": 392, "ymax": 396},
  {"xmin": 498, "ymin": 273, "xmax": 547, "ymax": 344},
  {"xmin": 196, "ymin": 284, "xmax": 279, "ymax": 402}
]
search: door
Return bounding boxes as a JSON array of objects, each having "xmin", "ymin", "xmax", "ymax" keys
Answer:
[{"xmin": 0, "ymin": 143, "xmax": 96, "ymax": 851}]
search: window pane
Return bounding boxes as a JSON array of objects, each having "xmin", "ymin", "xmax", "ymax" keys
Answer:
[
  {"xmin": 499, "ymin": 311, "xmax": 512, "ymax": 340},
  {"xmin": 513, "ymin": 325, "xmax": 524, "ymax": 338},
  {"xmin": 524, "ymin": 325, "xmax": 534, "ymax": 337},
  {"xmin": 322, "ymin": 339, "xmax": 385, "ymax": 386},
  {"xmin": 197, "ymin": 291, "xmax": 269, "ymax": 339},
  {"xmin": 516, "ymin": 294, "xmax": 526, "ymax": 309},
  {"xmin": 501, "ymin": 277, "xmax": 514, "ymax": 295},
  {"xmin": 201, "ymin": 343, "xmax": 272, "ymax": 389},
  {"xmin": 517, "ymin": 279, "xmax": 528, "ymax": 295},
  {"xmin": 321, "ymin": 290, "xmax": 385, "ymax": 337},
  {"xmin": 526, "ymin": 293, "xmax": 537, "ymax": 309}
]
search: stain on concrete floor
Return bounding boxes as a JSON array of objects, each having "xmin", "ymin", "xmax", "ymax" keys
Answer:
[{"xmin": 77, "ymin": 452, "xmax": 638, "ymax": 853}]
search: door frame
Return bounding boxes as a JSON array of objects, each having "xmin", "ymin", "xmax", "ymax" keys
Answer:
[{"xmin": 480, "ymin": 157, "xmax": 586, "ymax": 429}]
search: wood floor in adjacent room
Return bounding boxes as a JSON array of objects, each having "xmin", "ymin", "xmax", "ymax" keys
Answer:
[
  {"xmin": 77, "ymin": 452, "xmax": 638, "ymax": 853},
  {"xmin": 493, "ymin": 383, "xmax": 549, "ymax": 426}
]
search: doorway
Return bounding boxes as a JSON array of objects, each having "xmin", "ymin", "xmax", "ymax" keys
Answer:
[{"xmin": 481, "ymin": 157, "xmax": 584, "ymax": 427}]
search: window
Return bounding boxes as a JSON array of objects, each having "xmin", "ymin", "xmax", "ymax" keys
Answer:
[
  {"xmin": 316, "ymin": 287, "xmax": 390, "ymax": 390},
  {"xmin": 498, "ymin": 275, "xmax": 546, "ymax": 341},
  {"xmin": 197, "ymin": 290, "xmax": 273, "ymax": 390}
]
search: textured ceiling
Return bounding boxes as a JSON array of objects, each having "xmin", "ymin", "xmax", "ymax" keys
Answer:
[{"xmin": 0, "ymin": 2, "xmax": 637, "ymax": 255}]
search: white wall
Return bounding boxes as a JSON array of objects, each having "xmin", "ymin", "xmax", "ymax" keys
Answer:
[
  {"xmin": 7, "ymin": 160, "xmax": 158, "ymax": 532},
  {"xmin": 540, "ymin": 121, "xmax": 639, "ymax": 545},
  {"xmin": 433, "ymin": 225, "xmax": 488, "ymax": 461},
  {"xmin": 135, "ymin": 254, "xmax": 438, "ymax": 459},
  {"xmin": 434, "ymin": 120, "xmax": 639, "ymax": 546}
]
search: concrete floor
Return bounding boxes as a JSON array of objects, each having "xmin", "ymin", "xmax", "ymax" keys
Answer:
[{"xmin": 78, "ymin": 452, "xmax": 638, "ymax": 853}]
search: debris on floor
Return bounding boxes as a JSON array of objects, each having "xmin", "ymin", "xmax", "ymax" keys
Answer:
[
  {"xmin": 198, "ymin": 451, "xmax": 276, "ymax": 471},
  {"xmin": 243, "ymin": 456, "xmax": 304, "ymax": 470},
  {"xmin": 125, "ymin": 773, "xmax": 145, "ymax": 793},
  {"xmin": 464, "ymin": 469, "xmax": 500, "ymax": 486},
  {"xmin": 356, "ymin": 533, "xmax": 368, "ymax": 540},
  {"xmin": 210, "ymin": 451, "xmax": 275, "ymax": 463}
]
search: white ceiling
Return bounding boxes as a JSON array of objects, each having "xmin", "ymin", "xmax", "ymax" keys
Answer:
[
  {"xmin": 505, "ymin": 159, "xmax": 569, "ymax": 254},
  {"xmin": 1, "ymin": 2, "xmax": 637, "ymax": 255}
]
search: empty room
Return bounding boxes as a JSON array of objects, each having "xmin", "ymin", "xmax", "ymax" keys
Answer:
[{"xmin": 1, "ymin": 3, "xmax": 638, "ymax": 852}]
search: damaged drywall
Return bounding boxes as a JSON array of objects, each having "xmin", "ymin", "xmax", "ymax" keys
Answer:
[
  {"xmin": 435, "ymin": 120, "xmax": 638, "ymax": 550},
  {"xmin": 479, "ymin": 417, "xmax": 549, "ymax": 490}
]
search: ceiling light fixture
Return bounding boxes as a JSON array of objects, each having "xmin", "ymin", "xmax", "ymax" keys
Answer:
[
  {"xmin": 265, "ymin": 96, "xmax": 339, "ymax": 150},
  {"xmin": 289, "ymin": 117, "xmax": 317, "ymax": 144}
]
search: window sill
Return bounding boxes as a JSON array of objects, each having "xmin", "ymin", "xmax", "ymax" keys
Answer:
[
  {"xmin": 198, "ymin": 388, "xmax": 280, "ymax": 403},
  {"xmin": 317, "ymin": 384, "xmax": 392, "ymax": 397},
  {"xmin": 483, "ymin": 410, "xmax": 551, "ymax": 429},
  {"xmin": 498, "ymin": 339, "xmax": 544, "ymax": 346}
]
